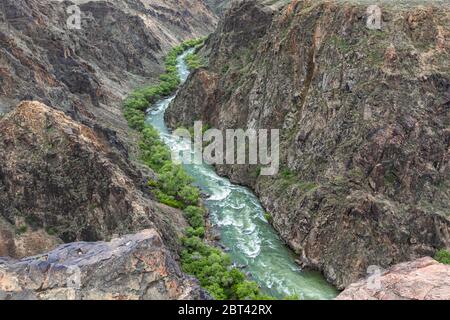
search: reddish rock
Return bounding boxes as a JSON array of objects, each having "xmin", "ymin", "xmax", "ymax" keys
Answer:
[{"xmin": 337, "ymin": 257, "xmax": 450, "ymax": 300}]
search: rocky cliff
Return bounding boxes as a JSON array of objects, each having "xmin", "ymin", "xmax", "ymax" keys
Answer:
[
  {"xmin": 166, "ymin": 0, "xmax": 450, "ymax": 289},
  {"xmin": 0, "ymin": 0, "xmax": 217, "ymax": 299},
  {"xmin": 204, "ymin": 0, "xmax": 232, "ymax": 15}
]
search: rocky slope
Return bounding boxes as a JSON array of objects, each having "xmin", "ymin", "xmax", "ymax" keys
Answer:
[
  {"xmin": 337, "ymin": 257, "xmax": 450, "ymax": 300},
  {"xmin": 0, "ymin": 0, "xmax": 217, "ymax": 299},
  {"xmin": 166, "ymin": 0, "xmax": 450, "ymax": 289},
  {"xmin": 0, "ymin": 229, "xmax": 207, "ymax": 300}
]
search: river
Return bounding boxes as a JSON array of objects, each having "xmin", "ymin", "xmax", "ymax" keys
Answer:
[{"xmin": 146, "ymin": 49, "xmax": 338, "ymax": 299}]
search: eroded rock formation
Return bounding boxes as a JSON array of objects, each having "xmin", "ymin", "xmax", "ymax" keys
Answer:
[
  {"xmin": 0, "ymin": 229, "xmax": 207, "ymax": 300},
  {"xmin": 0, "ymin": 0, "xmax": 217, "ymax": 142},
  {"xmin": 0, "ymin": 101, "xmax": 189, "ymax": 258}
]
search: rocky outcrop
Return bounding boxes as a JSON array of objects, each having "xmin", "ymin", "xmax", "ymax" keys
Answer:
[
  {"xmin": 0, "ymin": 101, "xmax": 189, "ymax": 258},
  {"xmin": 0, "ymin": 229, "xmax": 207, "ymax": 300},
  {"xmin": 166, "ymin": 0, "xmax": 450, "ymax": 289},
  {"xmin": 337, "ymin": 257, "xmax": 450, "ymax": 300},
  {"xmin": 0, "ymin": 0, "xmax": 217, "ymax": 299}
]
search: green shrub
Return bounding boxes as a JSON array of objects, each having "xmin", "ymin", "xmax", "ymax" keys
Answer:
[
  {"xmin": 155, "ymin": 190, "xmax": 184, "ymax": 209},
  {"xmin": 141, "ymin": 144, "xmax": 171, "ymax": 170},
  {"xmin": 234, "ymin": 281, "xmax": 261, "ymax": 300},
  {"xmin": 123, "ymin": 108, "xmax": 145, "ymax": 131},
  {"xmin": 140, "ymin": 128, "xmax": 201, "ymax": 209},
  {"xmin": 186, "ymin": 226, "xmax": 205, "ymax": 238},
  {"xmin": 179, "ymin": 185, "xmax": 201, "ymax": 206},
  {"xmin": 185, "ymin": 52, "xmax": 205, "ymax": 70},
  {"xmin": 435, "ymin": 249, "xmax": 450, "ymax": 265},
  {"xmin": 184, "ymin": 206, "xmax": 205, "ymax": 227},
  {"xmin": 158, "ymin": 164, "xmax": 194, "ymax": 194}
]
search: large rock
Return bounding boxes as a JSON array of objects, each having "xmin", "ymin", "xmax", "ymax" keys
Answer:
[
  {"xmin": 337, "ymin": 257, "xmax": 450, "ymax": 300},
  {"xmin": 0, "ymin": 229, "xmax": 208, "ymax": 300},
  {"xmin": 166, "ymin": 0, "xmax": 450, "ymax": 289}
]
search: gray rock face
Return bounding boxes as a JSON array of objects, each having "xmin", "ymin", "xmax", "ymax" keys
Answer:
[
  {"xmin": 337, "ymin": 257, "xmax": 450, "ymax": 300},
  {"xmin": 0, "ymin": 229, "xmax": 208, "ymax": 300},
  {"xmin": 166, "ymin": 0, "xmax": 450, "ymax": 289}
]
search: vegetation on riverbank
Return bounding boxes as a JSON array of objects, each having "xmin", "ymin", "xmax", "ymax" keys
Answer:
[{"xmin": 122, "ymin": 39, "xmax": 273, "ymax": 300}]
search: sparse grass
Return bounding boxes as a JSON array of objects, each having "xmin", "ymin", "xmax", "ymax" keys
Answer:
[
  {"xmin": 46, "ymin": 226, "xmax": 57, "ymax": 236},
  {"xmin": 330, "ymin": 35, "xmax": 351, "ymax": 53},
  {"xmin": 280, "ymin": 167, "xmax": 295, "ymax": 180},
  {"xmin": 279, "ymin": 167, "xmax": 317, "ymax": 193},
  {"xmin": 297, "ymin": 181, "xmax": 318, "ymax": 193},
  {"xmin": 435, "ymin": 249, "xmax": 450, "ymax": 265}
]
